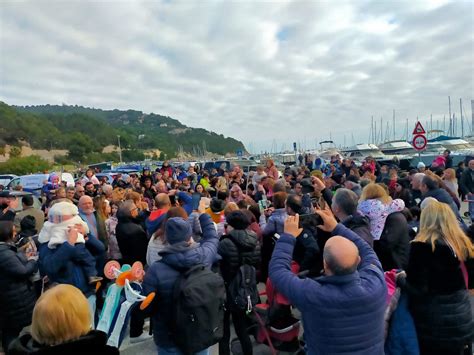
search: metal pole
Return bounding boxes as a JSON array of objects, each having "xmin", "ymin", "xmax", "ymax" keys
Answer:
[
  {"xmin": 448, "ymin": 96, "xmax": 452, "ymax": 136},
  {"xmin": 117, "ymin": 135, "xmax": 122, "ymax": 163},
  {"xmin": 460, "ymin": 98, "xmax": 464, "ymax": 138}
]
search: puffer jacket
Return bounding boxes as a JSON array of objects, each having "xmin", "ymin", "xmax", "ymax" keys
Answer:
[
  {"xmin": 262, "ymin": 208, "xmax": 287, "ymax": 237},
  {"xmin": 269, "ymin": 224, "xmax": 387, "ymax": 355},
  {"xmin": 218, "ymin": 229, "xmax": 261, "ymax": 283},
  {"xmin": 38, "ymin": 242, "xmax": 94, "ymax": 297},
  {"xmin": 404, "ymin": 240, "xmax": 474, "ymax": 351},
  {"xmin": 0, "ymin": 242, "xmax": 37, "ymax": 330},
  {"xmin": 142, "ymin": 213, "xmax": 219, "ymax": 349}
]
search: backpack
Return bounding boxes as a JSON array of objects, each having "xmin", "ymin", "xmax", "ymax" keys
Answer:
[
  {"xmin": 171, "ymin": 264, "xmax": 226, "ymax": 355},
  {"xmin": 224, "ymin": 235, "xmax": 260, "ymax": 313}
]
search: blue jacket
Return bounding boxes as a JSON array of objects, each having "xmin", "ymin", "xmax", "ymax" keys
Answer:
[
  {"xmin": 142, "ymin": 213, "xmax": 219, "ymax": 348},
  {"xmin": 262, "ymin": 208, "xmax": 287, "ymax": 236},
  {"xmin": 177, "ymin": 191, "xmax": 193, "ymax": 215},
  {"xmin": 39, "ymin": 242, "xmax": 94, "ymax": 296},
  {"xmin": 269, "ymin": 224, "xmax": 387, "ymax": 355}
]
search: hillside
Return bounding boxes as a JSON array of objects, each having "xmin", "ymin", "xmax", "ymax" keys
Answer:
[{"xmin": 1, "ymin": 103, "xmax": 246, "ymax": 161}]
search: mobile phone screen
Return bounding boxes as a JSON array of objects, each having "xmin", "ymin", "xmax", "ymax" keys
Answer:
[{"xmin": 192, "ymin": 193, "xmax": 202, "ymax": 211}]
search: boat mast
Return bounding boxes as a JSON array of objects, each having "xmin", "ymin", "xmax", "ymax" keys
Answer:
[
  {"xmin": 448, "ymin": 96, "xmax": 452, "ymax": 136},
  {"xmin": 471, "ymin": 99, "xmax": 474, "ymax": 136},
  {"xmin": 460, "ymin": 98, "xmax": 464, "ymax": 138},
  {"xmin": 392, "ymin": 109, "xmax": 396, "ymax": 141},
  {"xmin": 405, "ymin": 119, "xmax": 408, "ymax": 141}
]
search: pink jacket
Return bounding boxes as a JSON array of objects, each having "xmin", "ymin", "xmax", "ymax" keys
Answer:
[{"xmin": 358, "ymin": 198, "xmax": 405, "ymax": 240}]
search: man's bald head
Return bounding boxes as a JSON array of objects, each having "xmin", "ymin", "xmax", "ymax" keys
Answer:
[
  {"xmin": 78, "ymin": 195, "xmax": 94, "ymax": 214},
  {"xmin": 155, "ymin": 193, "xmax": 171, "ymax": 209},
  {"xmin": 323, "ymin": 236, "xmax": 360, "ymax": 276}
]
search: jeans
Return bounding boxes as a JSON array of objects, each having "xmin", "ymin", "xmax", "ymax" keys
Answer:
[
  {"xmin": 157, "ymin": 346, "xmax": 210, "ymax": 355},
  {"xmin": 87, "ymin": 294, "xmax": 96, "ymax": 328}
]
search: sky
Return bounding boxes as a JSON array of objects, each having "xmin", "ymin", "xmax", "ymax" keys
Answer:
[{"xmin": 1, "ymin": 0, "xmax": 473, "ymax": 154}]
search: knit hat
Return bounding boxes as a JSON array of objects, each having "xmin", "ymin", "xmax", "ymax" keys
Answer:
[
  {"xmin": 417, "ymin": 162, "xmax": 426, "ymax": 169},
  {"xmin": 48, "ymin": 201, "xmax": 79, "ymax": 217},
  {"xmin": 210, "ymin": 198, "xmax": 226, "ymax": 213},
  {"xmin": 300, "ymin": 178, "xmax": 314, "ymax": 194},
  {"xmin": 226, "ymin": 211, "xmax": 251, "ymax": 230},
  {"xmin": 165, "ymin": 217, "xmax": 192, "ymax": 244}
]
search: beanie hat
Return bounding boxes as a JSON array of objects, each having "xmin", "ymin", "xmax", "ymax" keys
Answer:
[
  {"xmin": 48, "ymin": 201, "xmax": 78, "ymax": 217},
  {"xmin": 210, "ymin": 198, "xmax": 226, "ymax": 213},
  {"xmin": 165, "ymin": 217, "xmax": 192, "ymax": 245},
  {"xmin": 345, "ymin": 175, "xmax": 360, "ymax": 184},
  {"xmin": 417, "ymin": 162, "xmax": 426, "ymax": 169},
  {"xmin": 226, "ymin": 211, "xmax": 251, "ymax": 230}
]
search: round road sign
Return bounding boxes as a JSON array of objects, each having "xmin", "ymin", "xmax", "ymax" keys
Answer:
[{"xmin": 412, "ymin": 134, "xmax": 427, "ymax": 151}]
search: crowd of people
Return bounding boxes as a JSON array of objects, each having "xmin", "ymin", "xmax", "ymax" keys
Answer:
[{"xmin": 0, "ymin": 152, "xmax": 473, "ymax": 355}]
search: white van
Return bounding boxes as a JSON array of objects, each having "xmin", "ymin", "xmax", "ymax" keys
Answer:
[
  {"xmin": 6, "ymin": 173, "xmax": 75, "ymax": 194},
  {"xmin": 0, "ymin": 174, "xmax": 17, "ymax": 187}
]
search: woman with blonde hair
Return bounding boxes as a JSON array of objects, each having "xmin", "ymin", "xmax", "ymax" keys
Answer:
[
  {"xmin": 264, "ymin": 159, "xmax": 279, "ymax": 181},
  {"xmin": 9, "ymin": 284, "xmax": 118, "ymax": 354},
  {"xmin": 402, "ymin": 201, "xmax": 474, "ymax": 355},
  {"xmin": 358, "ymin": 183, "xmax": 405, "ymax": 240},
  {"xmin": 443, "ymin": 168, "xmax": 459, "ymax": 196}
]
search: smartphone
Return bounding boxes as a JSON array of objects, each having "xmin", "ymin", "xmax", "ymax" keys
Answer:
[
  {"xmin": 298, "ymin": 213, "xmax": 323, "ymax": 227},
  {"xmin": 191, "ymin": 193, "xmax": 202, "ymax": 211}
]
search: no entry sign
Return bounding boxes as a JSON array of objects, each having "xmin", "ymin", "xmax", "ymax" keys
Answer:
[{"xmin": 412, "ymin": 134, "xmax": 427, "ymax": 151}]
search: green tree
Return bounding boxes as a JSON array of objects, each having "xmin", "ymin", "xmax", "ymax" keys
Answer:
[
  {"xmin": 0, "ymin": 155, "xmax": 52, "ymax": 175},
  {"xmin": 159, "ymin": 151, "xmax": 166, "ymax": 161},
  {"xmin": 9, "ymin": 146, "xmax": 22, "ymax": 158}
]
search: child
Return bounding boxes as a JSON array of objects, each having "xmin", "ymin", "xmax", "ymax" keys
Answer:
[{"xmin": 38, "ymin": 201, "xmax": 101, "ymax": 284}]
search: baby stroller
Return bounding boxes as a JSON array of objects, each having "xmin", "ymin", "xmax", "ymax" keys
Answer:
[{"xmin": 252, "ymin": 262, "xmax": 304, "ymax": 354}]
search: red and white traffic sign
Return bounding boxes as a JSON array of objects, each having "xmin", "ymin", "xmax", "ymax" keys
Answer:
[
  {"xmin": 412, "ymin": 134, "xmax": 427, "ymax": 151},
  {"xmin": 412, "ymin": 121, "xmax": 426, "ymax": 135}
]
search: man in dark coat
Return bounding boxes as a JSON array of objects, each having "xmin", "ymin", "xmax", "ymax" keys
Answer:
[
  {"xmin": 116, "ymin": 200, "xmax": 148, "ymax": 267},
  {"xmin": 218, "ymin": 210, "xmax": 261, "ymax": 355},
  {"xmin": 331, "ymin": 188, "xmax": 373, "ymax": 247},
  {"xmin": 142, "ymin": 205, "xmax": 219, "ymax": 354},
  {"xmin": 0, "ymin": 190, "xmax": 18, "ymax": 222},
  {"xmin": 269, "ymin": 211, "xmax": 387, "ymax": 355}
]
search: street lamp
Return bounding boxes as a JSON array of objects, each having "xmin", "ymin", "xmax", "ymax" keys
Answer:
[{"xmin": 117, "ymin": 135, "xmax": 122, "ymax": 163}]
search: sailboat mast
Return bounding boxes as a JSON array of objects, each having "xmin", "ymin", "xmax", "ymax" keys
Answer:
[
  {"xmin": 393, "ymin": 109, "xmax": 396, "ymax": 141},
  {"xmin": 405, "ymin": 119, "xmax": 408, "ymax": 141},
  {"xmin": 448, "ymin": 96, "xmax": 452, "ymax": 136},
  {"xmin": 460, "ymin": 98, "xmax": 464, "ymax": 138},
  {"xmin": 471, "ymin": 99, "xmax": 474, "ymax": 136}
]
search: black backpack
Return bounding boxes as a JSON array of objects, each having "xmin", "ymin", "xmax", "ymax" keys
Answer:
[
  {"xmin": 224, "ymin": 236, "xmax": 260, "ymax": 313},
  {"xmin": 171, "ymin": 264, "xmax": 226, "ymax": 355}
]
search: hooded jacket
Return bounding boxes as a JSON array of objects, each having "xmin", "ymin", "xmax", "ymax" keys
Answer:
[
  {"xmin": 115, "ymin": 211, "xmax": 148, "ymax": 267},
  {"xmin": 218, "ymin": 229, "xmax": 261, "ymax": 282},
  {"xmin": 8, "ymin": 330, "xmax": 118, "ymax": 355},
  {"xmin": 142, "ymin": 213, "xmax": 219, "ymax": 349},
  {"xmin": 0, "ymin": 242, "xmax": 37, "ymax": 330}
]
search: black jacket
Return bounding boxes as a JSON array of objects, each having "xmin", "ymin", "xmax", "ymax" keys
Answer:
[
  {"xmin": 460, "ymin": 168, "xmax": 474, "ymax": 195},
  {"xmin": 373, "ymin": 212, "xmax": 410, "ymax": 271},
  {"xmin": 0, "ymin": 242, "xmax": 37, "ymax": 330},
  {"xmin": 341, "ymin": 214, "xmax": 374, "ymax": 247},
  {"xmin": 116, "ymin": 213, "xmax": 148, "ymax": 267},
  {"xmin": 8, "ymin": 330, "xmax": 119, "ymax": 355},
  {"xmin": 404, "ymin": 240, "xmax": 474, "ymax": 350},
  {"xmin": 292, "ymin": 227, "xmax": 320, "ymax": 274},
  {"xmin": 218, "ymin": 229, "xmax": 261, "ymax": 283}
]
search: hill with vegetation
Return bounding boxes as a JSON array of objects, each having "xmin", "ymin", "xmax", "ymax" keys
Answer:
[{"xmin": 0, "ymin": 102, "xmax": 246, "ymax": 163}]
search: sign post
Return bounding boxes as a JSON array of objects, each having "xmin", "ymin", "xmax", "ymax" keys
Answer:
[{"xmin": 412, "ymin": 122, "xmax": 427, "ymax": 164}]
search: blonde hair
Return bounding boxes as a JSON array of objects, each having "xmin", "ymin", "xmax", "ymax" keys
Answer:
[
  {"xmin": 444, "ymin": 168, "xmax": 457, "ymax": 182},
  {"xmin": 416, "ymin": 201, "xmax": 474, "ymax": 261},
  {"xmin": 125, "ymin": 191, "xmax": 141, "ymax": 205},
  {"xmin": 224, "ymin": 202, "xmax": 239, "ymax": 217},
  {"xmin": 360, "ymin": 183, "xmax": 392, "ymax": 204},
  {"xmin": 215, "ymin": 176, "xmax": 228, "ymax": 192},
  {"xmin": 31, "ymin": 284, "xmax": 91, "ymax": 346}
]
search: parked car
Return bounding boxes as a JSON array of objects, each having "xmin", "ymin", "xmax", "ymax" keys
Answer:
[
  {"xmin": 8, "ymin": 191, "xmax": 42, "ymax": 211},
  {"xmin": 0, "ymin": 174, "xmax": 17, "ymax": 187},
  {"xmin": 6, "ymin": 173, "xmax": 75, "ymax": 195}
]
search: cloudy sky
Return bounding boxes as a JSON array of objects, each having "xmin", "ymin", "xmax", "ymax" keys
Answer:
[{"xmin": 1, "ymin": 0, "xmax": 473, "ymax": 153}]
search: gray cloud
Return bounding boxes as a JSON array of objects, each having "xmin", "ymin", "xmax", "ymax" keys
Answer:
[{"xmin": 0, "ymin": 0, "xmax": 472, "ymax": 153}]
